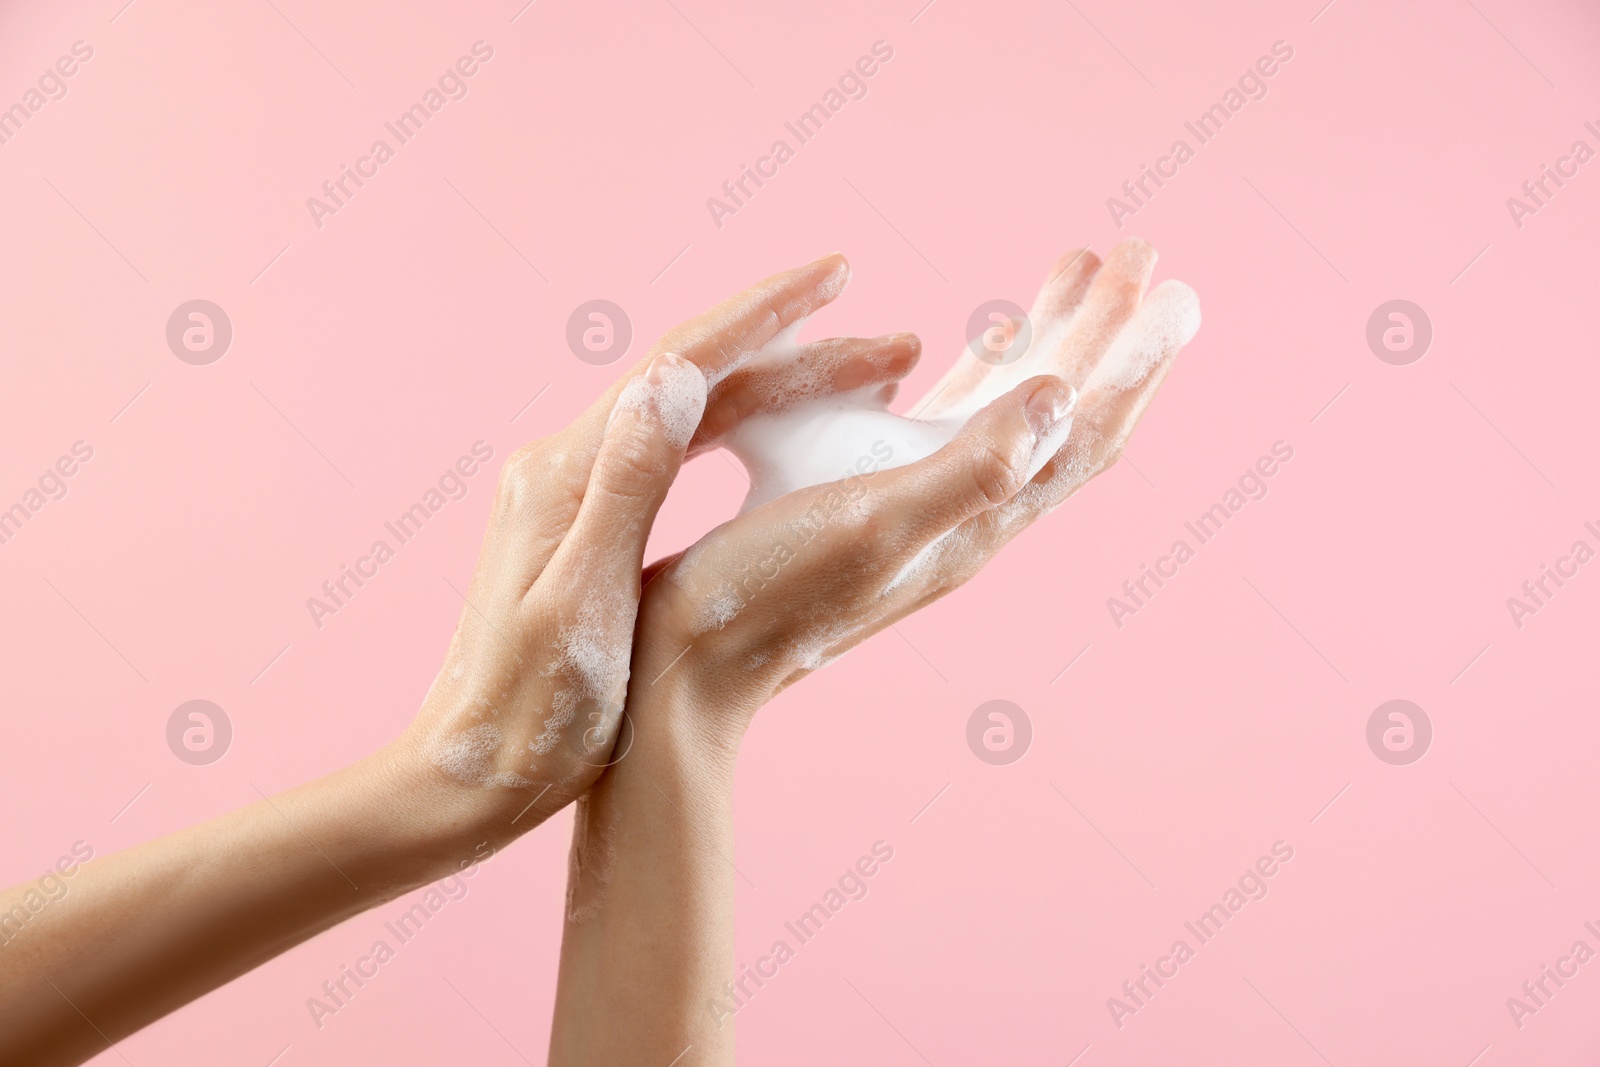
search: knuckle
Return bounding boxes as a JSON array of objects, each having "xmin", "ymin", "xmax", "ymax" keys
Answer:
[
  {"xmin": 498, "ymin": 441, "xmax": 549, "ymax": 499},
  {"xmin": 854, "ymin": 508, "xmax": 895, "ymax": 558},
  {"xmin": 595, "ymin": 423, "xmax": 666, "ymax": 500},
  {"xmin": 969, "ymin": 440, "xmax": 1026, "ymax": 509},
  {"xmin": 838, "ymin": 486, "xmax": 892, "ymax": 551},
  {"xmin": 498, "ymin": 437, "xmax": 588, "ymax": 512}
]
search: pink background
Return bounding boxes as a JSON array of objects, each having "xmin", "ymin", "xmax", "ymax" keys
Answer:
[{"xmin": 3, "ymin": 0, "xmax": 1599, "ymax": 1063}]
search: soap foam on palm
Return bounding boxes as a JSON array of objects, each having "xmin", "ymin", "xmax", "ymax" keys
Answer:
[{"xmin": 723, "ymin": 276, "xmax": 1199, "ymax": 513}]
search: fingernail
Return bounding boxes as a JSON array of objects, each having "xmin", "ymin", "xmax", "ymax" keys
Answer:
[
  {"xmin": 1025, "ymin": 381, "xmax": 1076, "ymax": 435},
  {"xmin": 869, "ymin": 332, "xmax": 919, "ymax": 361},
  {"xmin": 1024, "ymin": 383, "xmax": 1076, "ymax": 482},
  {"xmin": 810, "ymin": 252, "xmax": 850, "ymax": 278},
  {"xmin": 647, "ymin": 351, "xmax": 680, "ymax": 385}
]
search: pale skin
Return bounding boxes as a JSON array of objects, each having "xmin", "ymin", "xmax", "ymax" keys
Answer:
[
  {"xmin": 0, "ymin": 241, "xmax": 1192, "ymax": 1067},
  {"xmin": 547, "ymin": 238, "xmax": 1192, "ymax": 1065},
  {"xmin": 0, "ymin": 256, "xmax": 916, "ymax": 1066}
]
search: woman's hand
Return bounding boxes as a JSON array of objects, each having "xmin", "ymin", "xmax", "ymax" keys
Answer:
[
  {"xmin": 388, "ymin": 253, "xmax": 920, "ymax": 829},
  {"xmin": 638, "ymin": 237, "xmax": 1199, "ymax": 733},
  {"xmin": 642, "ymin": 372, "xmax": 1075, "ymax": 714}
]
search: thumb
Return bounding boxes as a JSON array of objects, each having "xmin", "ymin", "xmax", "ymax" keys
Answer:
[
  {"xmin": 878, "ymin": 375, "xmax": 1076, "ymax": 543},
  {"xmin": 552, "ymin": 352, "xmax": 707, "ymax": 585}
]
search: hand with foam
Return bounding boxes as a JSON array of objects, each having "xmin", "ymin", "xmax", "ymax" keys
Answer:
[
  {"xmin": 395, "ymin": 253, "xmax": 921, "ymax": 820},
  {"xmin": 643, "ymin": 236, "xmax": 1199, "ymax": 726},
  {"xmin": 547, "ymin": 239, "xmax": 1200, "ymax": 1066}
]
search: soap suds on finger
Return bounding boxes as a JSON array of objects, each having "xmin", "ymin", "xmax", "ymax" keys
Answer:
[
  {"xmin": 1083, "ymin": 280, "xmax": 1200, "ymax": 392},
  {"xmin": 720, "ymin": 253, "xmax": 1198, "ymax": 516},
  {"xmin": 610, "ymin": 353, "xmax": 708, "ymax": 450}
]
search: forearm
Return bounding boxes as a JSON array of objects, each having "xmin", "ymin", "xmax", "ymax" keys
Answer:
[
  {"xmin": 548, "ymin": 675, "xmax": 743, "ymax": 1066},
  {"xmin": 0, "ymin": 740, "xmax": 521, "ymax": 1067}
]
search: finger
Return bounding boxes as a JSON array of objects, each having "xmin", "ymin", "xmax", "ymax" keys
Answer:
[
  {"xmin": 872, "ymin": 276, "xmax": 1197, "ymax": 608},
  {"xmin": 659, "ymin": 253, "xmax": 853, "ymax": 385},
  {"xmin": 522, "ymin": 255, "xmax": 852, "ymax": 556},
  {"xmin": 1037, "ymin": 236, "xmax": 1157, "ymax": 391},
  {"xmin": 547, "ymin": 352, "xmax": 708, "ymax": 593},
  {"xmin": 1079, "ymin": 279, "xmax": 1200, "ymax": 394},
  {"xmin": 850, "ymin": 357, "xmax": 1181, "ymax": 628},
  {"xmin": 959, "ymin": 286, "xmax": 1197, "ymax": 553},
  {"xmin": 564, "ymin": 254, "xmax": 852, "ymax": 453},
  {"xmin": 921, "ymin": 246, "xmax": 1107, "ymax": 422},
  {"xmin": 479, "ymin": 436, "xmax": 597, "ymax": 594},
  {"xmin": 1029, "ymin": 247, "xmax": 1102, "ymax": 325},
  {"xmin": 526, "ymin": 354, "xmax": 706, "ymax": 771},
  {"xmin": 874, "ymin": 375, "xmax": 1077, "ymax": 543},
  {"xmin": 691, "ymin": 332, "xmax": 921, "ymax": 451}
]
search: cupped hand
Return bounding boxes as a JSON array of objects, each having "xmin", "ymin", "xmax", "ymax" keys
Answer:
[{"xmin": 635, "ymin": 238, "xmax": 1199, "ymax": 729}]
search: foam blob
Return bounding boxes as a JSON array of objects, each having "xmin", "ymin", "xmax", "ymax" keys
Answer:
[{"xmin": 722, "ymin": 276, "xmax": 1198, "ymax": 513}]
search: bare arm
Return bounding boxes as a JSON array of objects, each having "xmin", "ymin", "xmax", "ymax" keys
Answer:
[
  {"xmin": 0, "ymin": 744, "xmax": 520, "ymax": 1067},
  {"xmin": 548, "ymin": 675, "xmax": 742, "ymax": 1065}
]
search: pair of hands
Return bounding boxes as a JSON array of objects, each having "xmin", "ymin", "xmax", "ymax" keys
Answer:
[
  {"xmin": 0, "ymin": 239, "xmax": 1196, "ymax": 1067},
  {"xmin": 398, "ymin": 238, "xmax": 1197, "ymax": 827}
]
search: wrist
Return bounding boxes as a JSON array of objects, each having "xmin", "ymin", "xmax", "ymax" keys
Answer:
[
  {"xmin": 624, "ymin": 658, "xmax": 747, "ymax": 784},
  {"xmin": 360, "ymin": 736, "xmax": 539, "ymax": 878}
]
